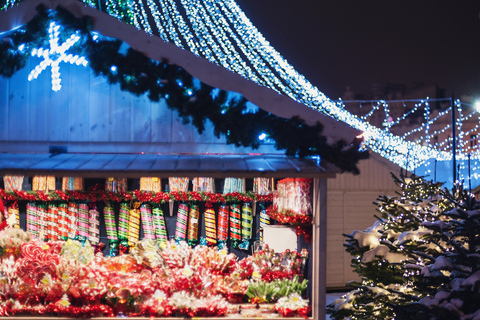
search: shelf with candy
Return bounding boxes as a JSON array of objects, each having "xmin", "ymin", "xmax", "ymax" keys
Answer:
[{"xmin": 0, "ymin": 227, "xmax": 311, "ymax": 318}]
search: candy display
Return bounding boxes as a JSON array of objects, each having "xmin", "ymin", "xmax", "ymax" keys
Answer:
[
  {"xmin": 36, "ymin": 203, "xmax": 48, "ymax": 241},
  {"xmin": 139, "ymin": 177, "xmax": 161, "ymax": 192},
  {"xmin": 103, "ymin": 205, "xmax": 118, "ymax": 255},
  {"xmin": 26, "ymin": 202, "xmax": 38, "ymax": 237},
  {"xmin": 61, "ymin": 177, "xmax": 83, "ymax": 191},
  {"xmin": 32, "ymin": 175, "xmax": 56, "ymax": 192},
  {"xmin": 204, "ymin": 207, "xmax": 216, "ymax": 246},
  {"xmin": 140, "ymin": 203, "xmax": 155, "ymax": 240},
  {"xmin": 88, "ymin": 205, "xmax": 100, "ymax": 245},
  {"xmin": 187, "ymin": 204, "xmax": 200, "ymax": 245},
  {"xmin": 175, "ymin": 203, "xmax": 188, "ymax": 241},
  {"xmin": 3, "ymin": 175, "xmax": 24, "ymax": 192},
  {"xmin": 229, "ymin": 204, "xmax": 242, "ymax": 247},
  {"xmin": 46, "ymin": 203, "xmax": 58, "ymax": 240},
  {"xmin": 253, "ymin": 177, "xmax": 272, "ymax": 195},
  {"xmin": 152, "ymin": 206, "xmax": 168, "ymax": 244},
  {"xmin": 169, "ymin": 177, "xmax": 189, "ymax": 192},
  {"xmin": 77, "ymin": 203, "xmax": 90, "ymax": 241},
  {"xmin": 223, "ymin": 177, "xmax": 244, "ymax": 193},
  {"xmin": 0, "ymin": 176, "xmax": 313, "ymax": 318},
  {"xmin": 105, "ymin": 177, "xmax": 128, "ymax": 193},
  {"xmin": 192, "ymin": 177, "xmax": 215, "ymax": 192},
  {"xmin": 239, "ymin": 202, "xmax": 253, "ymax": 250},
  {"xmin": 57, "ymin": 203, "xmax": 69, "ymax": 240},
  {"xmin": 275, "ymin": 178, "xmax": 312, "ymax": 215},
  {"xmin": 67, "ymin": 202, "xmax": 78, "ymax": 240},
  {"xmin": 128, "ymin": 202, "xmax": 141, "ymax": 248},
  {"xmin": 118, "ymin": 202, "xmax": 130, "ymax": 250},
  {"xmin": 0, "ymin": 224, "xmax": 310, "ymax": 318},
  {"xmin": 217, "ymin": 205, "xmax": 229, "ymax": 249}
]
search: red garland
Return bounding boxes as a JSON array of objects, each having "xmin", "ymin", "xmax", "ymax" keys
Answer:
[
  {"xmin": 0, "ymin": 188, "xmax": 272, "ymax": 205},
  {"xmin": 266, "ymin": 205, "xmax": 313, "ymax": 243}
]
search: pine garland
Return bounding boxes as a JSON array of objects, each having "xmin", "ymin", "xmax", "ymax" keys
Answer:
[{"xmin": 0, "ymin": 5, "xmax": 368, "ymax": 174}]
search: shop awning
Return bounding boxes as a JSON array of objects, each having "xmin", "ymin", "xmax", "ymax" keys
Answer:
[{"xmin": 0, "ymin": 153, "xmax": 337, "ymax": 178}]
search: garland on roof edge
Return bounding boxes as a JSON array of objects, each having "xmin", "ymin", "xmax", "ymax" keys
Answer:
[{"xmin": 0, "ymin": 5, "xmax": 369, "ymax": 174}]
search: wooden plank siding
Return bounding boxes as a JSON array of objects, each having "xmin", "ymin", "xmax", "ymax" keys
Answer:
[
  {"xmin": 326, "ymin": 153, "xmax": 402, "ymax": 288},
  {"xmin": 0, "ymin": 57, "xmax": 280, "ymax": 155}
]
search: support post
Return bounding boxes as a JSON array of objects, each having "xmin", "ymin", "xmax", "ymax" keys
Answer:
[{"xmin": 452, "ymin": 96, "xmax": 456, "ymax": 184}]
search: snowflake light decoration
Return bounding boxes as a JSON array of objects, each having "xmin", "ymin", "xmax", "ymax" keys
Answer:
[{"xmin": 27, "ymin": 21, "xmax": 88, "ymax": 91}]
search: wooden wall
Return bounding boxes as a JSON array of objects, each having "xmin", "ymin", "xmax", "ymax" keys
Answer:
[
  {"xmin": 326, "ymin": 153, "xmax": 402, "ymax": 288},
  {"xmin": 0, "ymin": 57, "xmax": 277, "ymax": 155}
]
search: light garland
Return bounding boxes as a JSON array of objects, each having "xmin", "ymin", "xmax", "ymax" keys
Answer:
[{"xmin": 27, "ymin": 21, "xmax": 88, "ymax": 91}]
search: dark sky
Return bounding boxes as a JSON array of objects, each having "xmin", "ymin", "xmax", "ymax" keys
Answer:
[{"xmin": 235, "ymin": 0, "xmax": 480, "ymax": 101}]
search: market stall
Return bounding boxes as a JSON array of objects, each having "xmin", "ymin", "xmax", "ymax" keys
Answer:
[{"xmin": 0, "ymin": 158, "xmax": 332, "ymax": 319}]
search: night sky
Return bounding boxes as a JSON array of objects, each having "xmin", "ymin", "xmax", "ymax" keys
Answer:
[{"xmin": 235, "ymin": 0, "xmax": 480, "ymax": 101}]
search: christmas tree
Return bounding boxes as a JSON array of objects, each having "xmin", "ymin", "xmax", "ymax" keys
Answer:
[{"xmin": 327, "ymin": 172, "xmax": 458, "ymax": 320}]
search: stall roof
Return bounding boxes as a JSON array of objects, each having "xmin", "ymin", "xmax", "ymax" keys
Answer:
[{"xmin": 0, "ymin": 153, "xmax": 337, "ymax": 179}]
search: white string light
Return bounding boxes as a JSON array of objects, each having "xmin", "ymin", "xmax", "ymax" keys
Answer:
[
  {"xmin": 27, "ymin": 21, "xmax": 88, "ymax": 91},
  {"xmin": 4, "ymin": 0, "xmax": 480, "ymax": 180}
]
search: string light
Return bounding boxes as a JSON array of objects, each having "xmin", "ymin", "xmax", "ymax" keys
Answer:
[
  {"xmin": 4, "ymin": 0, "xmax": 480, "ymax": 183},
  {"xmin": 27, "ymin": 21, "xmax": 88, "ymax": 91}
]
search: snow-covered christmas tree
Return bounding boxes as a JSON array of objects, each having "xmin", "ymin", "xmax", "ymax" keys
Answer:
[{"xmin": 327, "ymin": 172, "xmax": 480, "ymax": 320}]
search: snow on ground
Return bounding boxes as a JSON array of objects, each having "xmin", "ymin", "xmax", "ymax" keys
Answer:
[{"xmin": 326, "ymin": 292, "xmax": 344, "ymax": 320}]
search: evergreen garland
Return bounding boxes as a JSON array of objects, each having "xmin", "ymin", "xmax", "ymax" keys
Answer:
[{"xmin": 0, "ymin": 5, "xmax": 368, "ymax": 174}]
